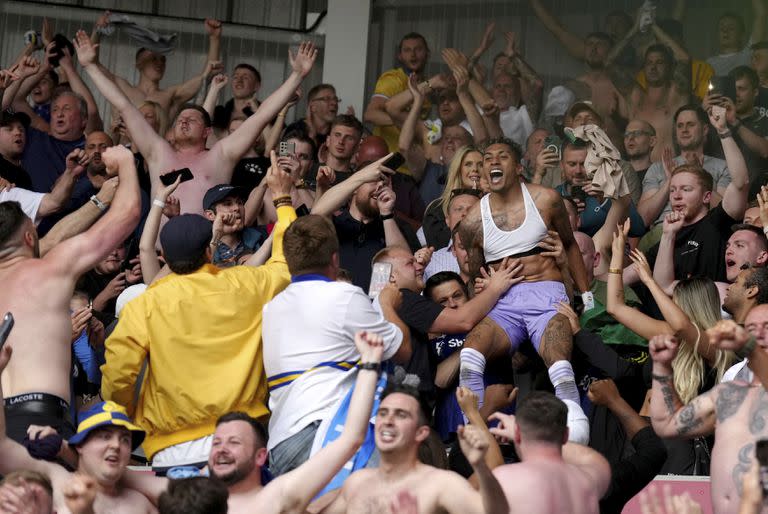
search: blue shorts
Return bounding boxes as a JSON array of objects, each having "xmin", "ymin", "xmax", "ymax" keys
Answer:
[{"xmin": 486, "ymin": 281, "xmax": 568, "ymax": 353}]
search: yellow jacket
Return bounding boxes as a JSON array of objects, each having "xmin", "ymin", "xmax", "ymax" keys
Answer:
[{"xmin": 101, "ymin": 206, "xmax": 296, "ymax": 459}]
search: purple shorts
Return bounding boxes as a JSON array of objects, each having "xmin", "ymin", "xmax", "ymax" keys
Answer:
[{"xmin": 486, "ymin": 281, "xmax": 568, "ymax": 353}]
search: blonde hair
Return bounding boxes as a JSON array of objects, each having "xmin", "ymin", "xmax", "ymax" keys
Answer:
[
  {"xmin": 671, "ymin": 278, "xmax": 734, "ymax": 403},
  {"xmin": 439, "ymin": 145, "xmax": 481, "ymax": 217},
  {"xmin": 139, "ymin": 100, "xmax": 168, "ymax": 137}
]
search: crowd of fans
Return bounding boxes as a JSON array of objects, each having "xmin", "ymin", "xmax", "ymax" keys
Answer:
[{"xmin": 3, "ymin": 2, "xmax": 768, "ymax": 512}]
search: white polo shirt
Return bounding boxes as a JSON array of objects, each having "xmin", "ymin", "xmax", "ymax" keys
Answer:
[{"xmin": 262, "ymin": 278, "xmax": 402, "ymax": 451}]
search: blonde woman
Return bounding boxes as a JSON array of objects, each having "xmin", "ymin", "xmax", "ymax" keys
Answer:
[
  {"xmin": 422, "ymin": 145, "xmax": 485, "ymax": 248},
  {"xmin": 607, "ymin": 221, "xmax": 733, "ymax": 474}
]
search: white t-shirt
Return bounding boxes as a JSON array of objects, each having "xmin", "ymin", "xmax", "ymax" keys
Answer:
[
  {"xmin": 499, "ymin": 104, "xmax": 534, "ymax": 147},
  {"xmin": 262, "ymin": 280, "xmax": 402, "ymax": 450},
  {"xmin": 721, "ymin": 359, "xmax": 752, "ymax": 383},
  {"xmin": 0, "ymin": 188, "xmax": 45, "ymax": 225},
  {"xmin": 707, "ymin": 47, "xmax": 751, "ymax": 76}
]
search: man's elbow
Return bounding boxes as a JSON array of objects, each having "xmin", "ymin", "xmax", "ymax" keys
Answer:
[{"xmin": 650, "ymin": 417, "xmax": 678, "ymax": 438}]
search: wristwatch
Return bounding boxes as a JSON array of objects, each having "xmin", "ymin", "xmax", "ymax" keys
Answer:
[
  {"xmin": 90, "ymin": 195, "xmax": 107, "ymax": 212},
  {"xmin": 358, "ymin": 362, "xmax": 382, "ymax": 373}
]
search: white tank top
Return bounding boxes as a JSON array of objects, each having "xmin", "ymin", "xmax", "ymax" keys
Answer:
[{"xmin": 481, "ymin": 183, "xmax": 549, "ymax": 262}]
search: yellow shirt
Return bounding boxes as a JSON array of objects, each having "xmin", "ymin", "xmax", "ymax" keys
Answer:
[
  {"xmin": 372, "ymin": 67, "xmax": 431, "ymax": 175},
  {"xmin": 636, "ymin": 59, "xmax": 714, "ymax": 100},
  {"xmin": 101, "ymin": 206, "xmax": 296, "ymax": 459}
]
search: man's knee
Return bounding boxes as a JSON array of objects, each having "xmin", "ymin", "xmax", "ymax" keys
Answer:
[{"xmin": 540, "ymin": 313, "xmax": 573, "ymax": 366}]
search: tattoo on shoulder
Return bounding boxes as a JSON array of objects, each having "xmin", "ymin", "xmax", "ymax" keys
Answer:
[
  {"xmin": 715, "ymin": 383, "xmax": 749, "ymax": 424},
  {"xmin": 676, "ymin": 402, "xmax": 703, "ymax": 436}
]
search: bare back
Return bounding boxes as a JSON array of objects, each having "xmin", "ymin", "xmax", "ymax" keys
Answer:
[
  {"xmin": 574, "ymin": 73, "xmax": 625, "ymax": 149},
  {"xmin": 0, "ymin": 258, "xmax": 76, "ymax": 399},
  {"xmin": 493, "ymin": 461, "xmax": 600, "ymax": 514}
]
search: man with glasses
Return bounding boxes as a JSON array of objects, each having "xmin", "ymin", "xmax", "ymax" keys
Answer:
[
  {"xmin": 623, "ymin": 120, "xmax": 656, "ymax": 184},
  {"xmin": 286, "ymin": 84, "xmax": 341, "ymax": 149}
]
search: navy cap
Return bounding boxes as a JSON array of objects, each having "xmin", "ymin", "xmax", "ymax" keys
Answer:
[
  {"xmin": 0, "ymin": 110, "xmax": 30, "ymax": 129},
  {"xmin": 203, "ymin": 184, "xmax": 247, "ymax": 211},
  {"xmin": 160, "ymin": 214, "xmax": 213, "ymax": 262}
]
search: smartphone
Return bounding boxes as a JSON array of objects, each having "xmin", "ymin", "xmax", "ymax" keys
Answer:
[
  {"xmin": 279, "ymin": 141, "xmax": 296, "ymax": 157},
  {"xmin": 160, "ymin": 168, "xmax": 194, "ymax": 186},
  {"xmin": 543, "ymin": 135, "xmax": 562, "ymax": 159},
  {"xmin": 711, "ymin": 104, "xmax": 727, "ymax": 120},
  {"xmin": 709, "ymin": 76, "xmax": 737, "ymax": 101},
  {"xmin": 369, "ymin": 262, "xmax": 392, "ymax": 299},
  {"xmin": 571, "ymin": 185, "xmax": 587, "ymax": 204},
  {"xmin": 382, "ymin": 152, "xmax": 405, "ymax": 170},
  {"xmin": 0, "ymin": 313, "xmax": 14, "ymax": 349},
  {"xmin": 756, "ymin": 439, "xmax": 768, "ymax": 497}
]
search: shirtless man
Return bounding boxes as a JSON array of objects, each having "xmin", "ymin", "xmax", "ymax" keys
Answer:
[
  {"xmin": 629, "ymin": 44, "xmax": 690, "ymax": 162},
  {"xmin": 0, "ymin": 145, "xmax": 139, "ymax": 442},
  {"xmin": 648, "ymin": 310, "xmax": 768, "ymax": 514},
  {"xmin": 116, "ymin": 331, "xmax": 407, "ymax": 514},
  {"xmin": 0, "ymin": 346, "xmax": 156, "ymax": 513},
  {"xmin": 94, "ymin": 17, "xmax": 222, "ymax": 117},
  {"xmin": 490, "ymin": 392, "xmax": 611, "ymax": 514},
  {"xmin": 456, "ymin": 137, "xmax": 591, "ymax": 425},
  {"xmin": 321, "ymin": 384, "xmax": 508, "ymax": 514},
  {"xmin": 74, "ymin": 30, "xmax": 317, "ymax": 216}
]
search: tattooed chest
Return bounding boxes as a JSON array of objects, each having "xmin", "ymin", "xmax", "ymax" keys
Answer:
[{"xmin": 492, "ymin": 208, "xmax": 525, "ymax": 231}]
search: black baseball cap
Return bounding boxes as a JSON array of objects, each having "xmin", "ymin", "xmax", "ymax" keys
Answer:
[
  {"xmin": 160, "ymin": 214, "xmax": 213, "ymax": 262},
  {"xmin": 203, "ymin": 184, "xmax": 247, "ymax": 211},
  {"xmin": 0, "ymin": 110, "xmax": 30, "ymax": 129}
]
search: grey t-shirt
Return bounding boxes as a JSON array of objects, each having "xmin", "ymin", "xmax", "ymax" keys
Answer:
[
  {"xmin": 642, "ymin": 155, "xmax": 731, "ymax": 226},
  {"xmin": 707, "ymin": 47, "xmax": 751, "ymax": 75}
]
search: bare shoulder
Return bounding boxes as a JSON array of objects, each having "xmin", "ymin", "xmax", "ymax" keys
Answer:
[{"xmin": 526, "ymin": 183, "xmax": 562, "ymax": 210}]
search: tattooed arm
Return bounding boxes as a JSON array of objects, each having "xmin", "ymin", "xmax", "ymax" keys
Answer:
[
  {"xmin": 456, "ymin": 204, "xmax": 486, "ymax": 284},
  {"xmin": 648, "ymin": 334, "xmax": 717, "ymax": 438},
  {"xmin": 546, "ymin": 189, "xmax": 589, "ymax": 293}
]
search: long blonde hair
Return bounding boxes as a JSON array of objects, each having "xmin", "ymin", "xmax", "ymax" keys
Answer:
[
  {"xmin": 439, "ymin": 145, "xmax": 481, "ymax": 217},
  {"xmin": 671, "ymin": 278, "xmax": 733, "ymax": 403},
  {"xmin": 138, "ymin": 100, "xmax": 169, "ymax": 137}
]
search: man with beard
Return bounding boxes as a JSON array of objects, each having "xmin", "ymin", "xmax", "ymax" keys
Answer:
[
  {"xmin": 623, "ymin": 119, "xmax": 656, "ymax": 184},
  {"xmin": 311, "ymin": 154, "xmax": 420, "ymax": 290},
  {"xmin": 639, "ymin": 105, "xmax": 733, "ymax": 228},
  {"xmin": 75, "ymin": 30, "xmax": 318, "ymax": 216},
  {"xmin": 629, "ymin": 44, "xmax": 691, "ymax": 162},
  {"xmin": 0, "ymin": 145, "xmax": 140, "ymax": 443},
  {"xmin": 122, "ymin": 331, "xmax": 390, "ymax": 514}
]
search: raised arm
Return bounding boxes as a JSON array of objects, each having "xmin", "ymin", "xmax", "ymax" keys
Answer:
[
  {"xmin": 708, "ymin": 320, "xmax": 768, "ymax": 391},
  {"xmin": 710, "ymin": 107, "xmax": 749, "ymax": 220},
  {"xmin": 74, "ymin": 30, "xmax": 166, "ymax": 164},
  {"xmin": 396, "ymin": 74, "xmax": 427, "ymax": 179},
  {"xmin": 638, "ymin": 149, "xmax": 675, "ymax": 227},
  {"xmin": 456, "ymin": 387, "xmax": 505, "ymax": 475},
  {"xmin": 648, "ymin": 334, "xmax": 717, "ymax": 438},
  {"xmin": 452, "ymin": 424, "xmax": 509, "ymax": 514},
  {"xmin": 751, "ymin": 0, "xmax": 767, "ymax": 43},
  {"xmin": 167, "ymin": 19, "xmax": 222, "ymax": 114},
  {"xmin": 202, "ymin": 74, "xmax": 228, "ymax": 118},
  {"xmin": 652, "ymin": 210, "xmax": 682, "ymax": 296},
  {"xmin": 58, "ymin": 49, "xmax": 103, "ymax": 132},
  {"xmin": 39, "ymin": 177, "xmax": 117, "ymax": 256},
  {"xmin": 530, "ymin": 0, "xmax": 586, "ymax": 60},
  {"xmin": 503, "ymin": 32, "xmax": 544, "ymax": 122},
  {"xmin": 257, "ymin": 331, "xmax": 384, "ymax": 513},
  {"xmin": 139, "ymin": 177, "xmax": 181, "ymax": 284},
  {"xmin": 311, "ymin": 154, "xmax": 394, "ymax": 216},
  {"xmin": 44, "ymin": 146, "xmax": 141, "ymax": 279},
  {"xmin": 588, "ymin": 379, "xmax": 648, "ymax": 440},
  {"xmin": 9, "ymin": 54, "xmax": 51, "ymax": 133},
  {"xmin": 216, "ymin": 42, "xmax": 317, "ymax": 169},
  {"xmin": 606, "ymin": 222, "xmax": 673, "ymax": 339},
  {"xmin": 452, "ymin": 66, "xmax": 488, "ymax": 145}
]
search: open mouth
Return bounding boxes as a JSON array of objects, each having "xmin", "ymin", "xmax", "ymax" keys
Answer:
[
  {"xmin": 379, "ymin": 429, "xmax": 396, "ymax": 443},
  {"xmin": 489, "ymin": 168, "xmax": 504, "ymax": 185},
  {"xmin": 726, "ymin": 258, "xmax": 737, "ymax": 268}
]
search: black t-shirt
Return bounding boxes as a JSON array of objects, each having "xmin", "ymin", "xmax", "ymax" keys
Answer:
[
  {"xmin": 332, "ymin": 209, "xmax": 421, "ymax": 290},
  {"xmin": 645, "ymin": 204, "xmax": 737, "ymax": 282},
  {"xmin": 0, "ymin": 156, "xmax": 32, "ymax": 190},
  {"xmin": 284, "ymin": 118, "xmax": 328, "ymax": 149},
  {"xmin": 231, "ymin": 157, "xmax": 270, "ymax": 194},
  {"xmin": 397, "ymin": 289, "xmax": 444, "ymax": 401}
]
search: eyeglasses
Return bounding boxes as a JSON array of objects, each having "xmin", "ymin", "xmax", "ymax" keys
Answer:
[
  {"xmin": 624, "ymin": 130, "xmax": 652, "ymax": 139},
  {"xmin": 312, "ymin": 96, "xmax": 341, "ymax": 104}
]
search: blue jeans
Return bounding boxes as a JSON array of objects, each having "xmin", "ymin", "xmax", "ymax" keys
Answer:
[{"xmin": 268, "ymin": 420, "xmax": 321, "ymax": 477}]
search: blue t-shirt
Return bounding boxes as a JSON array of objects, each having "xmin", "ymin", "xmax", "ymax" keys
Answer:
[
  {"xmin": 22, "ymin": 128, "xmax": 84, "ymax": 193},
  {"xmin": 430, "ymin": 333, "xmax": 467, "ymax": 441},
  {"xmin": 556, "ymin": 184, "xmax": 647, "ymax": 237}
]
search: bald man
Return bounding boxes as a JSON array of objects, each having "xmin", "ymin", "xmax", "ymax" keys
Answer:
[
  {"xmin": 623, "ymin": 119, "xmax": 656, "ymax": 183},
  {"xmin": 358, "ymin": 135, "xmax": 425, "ymax": 228}
]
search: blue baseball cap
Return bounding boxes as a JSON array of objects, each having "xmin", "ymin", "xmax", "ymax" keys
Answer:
[
  {"xmin": 68, "ymin": 401, "xmax": 145, "ymax": 450},
  {"xmin": 159, "ymin": 214, "xmax": 213, "ymax": 263}
]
